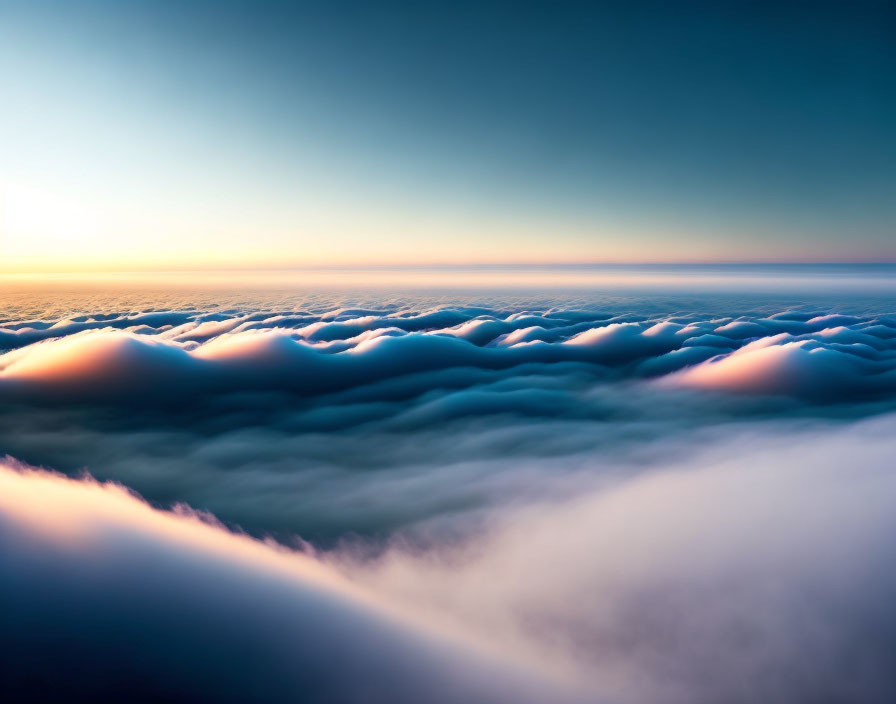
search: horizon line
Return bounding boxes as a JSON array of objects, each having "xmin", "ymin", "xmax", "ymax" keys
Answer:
[{"xmin": 4, "ymin": 260, "xmax": 896, "ymax": 277}]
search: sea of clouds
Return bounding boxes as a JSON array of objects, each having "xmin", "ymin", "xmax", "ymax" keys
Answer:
[{"xmin": 2, "ymin": 286, "xmax": 896, "ymax": 702}]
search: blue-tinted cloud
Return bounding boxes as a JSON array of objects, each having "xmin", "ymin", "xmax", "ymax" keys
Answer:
[
  {"xmin": 2, "ymin": 304, "xmax": 896, "ymax": 403},
  {"xmin": 4, "ymin": 413, "xmax": 896, "ymax": 703},
  {"xmin": 0, "ymin": 460, "xmax": 575, "ymax": 704}
]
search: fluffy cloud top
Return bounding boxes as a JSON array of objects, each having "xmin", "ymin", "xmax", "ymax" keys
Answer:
[{"xmin": 2, "ymin": 304, "xmax": 896, "ymax": 403}]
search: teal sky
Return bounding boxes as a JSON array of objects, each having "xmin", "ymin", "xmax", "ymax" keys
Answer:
[{"xmin": 1, "ymin": 0, "xmax": 894, "ymax": 272}]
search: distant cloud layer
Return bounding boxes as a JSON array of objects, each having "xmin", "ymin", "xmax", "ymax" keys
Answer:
[{"xmin": 2, "ymin": 305, "xmax": 896, "ymax": 403}]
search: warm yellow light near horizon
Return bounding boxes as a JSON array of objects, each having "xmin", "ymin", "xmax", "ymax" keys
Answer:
[
  {"xmin": 0, "ymin": 177, "xmax": 821, "ymax": 276},
  {"xmin": 0, "ymin": 181, "xmax": 153, "ymax": 272},
  {"xmin": 0, "ymin": 177, "xmax": 602, "ymax": 274},
  {"xmin": 0, "ymin": 179, "xmax": 276, "ymax": 273}
]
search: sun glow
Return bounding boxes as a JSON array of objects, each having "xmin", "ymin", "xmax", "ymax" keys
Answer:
[
  {"xmin": 0, "ymin": 180, "xmax": 148, "ymax": 272},
  {"xmin": 1, "ymin": 182, "xmax": 105, "ymax": 247}
]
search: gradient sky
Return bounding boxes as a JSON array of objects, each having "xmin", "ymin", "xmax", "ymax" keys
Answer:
[{"xmin": 1, "ymin": 0, "xmax": 894, "ymax": 272}]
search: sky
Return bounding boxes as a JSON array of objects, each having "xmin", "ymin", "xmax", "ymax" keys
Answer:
[{"xmin": 1, "ymin": 0, "xmax": 894, "ymax": 272}]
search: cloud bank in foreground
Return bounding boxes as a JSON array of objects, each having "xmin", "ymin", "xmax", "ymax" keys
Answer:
[
  {"xmin": 4, "ymin": 413, "xmax": 896, "ymax": 703},
  {"xmin": 335, "ymin": 414, "xmax": 896, "ymax": 704},
  {"xmin": 0, "ymin": 459, "xmax": 573, "ymax": 704}
]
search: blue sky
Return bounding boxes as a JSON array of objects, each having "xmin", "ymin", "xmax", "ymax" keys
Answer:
[{"xmin": 1, "ymin": 0, "xmax": 894, "ymax": 271}]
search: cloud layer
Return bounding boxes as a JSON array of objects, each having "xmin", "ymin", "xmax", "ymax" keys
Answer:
[
  {"xmin": 4, "ymin": 414, "xmax": 896, "ymax": 703},
  {"xmin": 2, "ymin": 304, "xmax": 896, "ymax": 404},
  {"xmin": 333, "ymin": 414, "xmax": 896, "ymax": 703},
  {"xmin": 3, "ymin": 292, "xmax": 896, "ymax": 702},
  {"xmin": 2, "ymin": 300, "xmax": 896, "ymax": 543}
]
